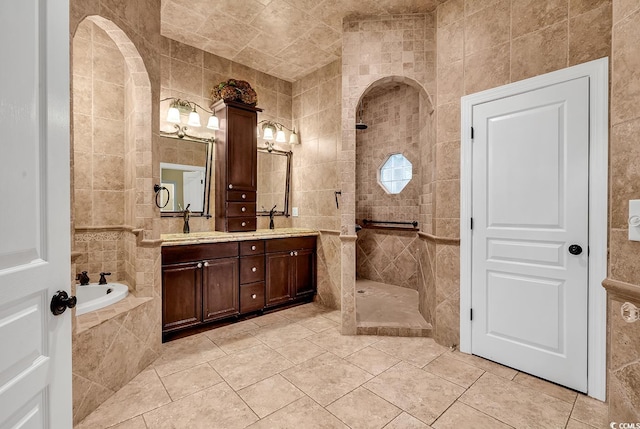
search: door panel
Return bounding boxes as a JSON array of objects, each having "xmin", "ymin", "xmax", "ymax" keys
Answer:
[
  {"xmin": 162, "ymin": 263, "xmax": 202, "ymax": 331},
  {"xmin": 471, "ymin": 77, "xmax": 589, "ymax": 392},
  {"xmin": 266, "ymin": 252, "xmax": 291, "ymax": 306},
  {"xmin": 0, "ymin": 0, "xmax": 71, "ymax": 427},
  {"xmin": 202, "ymin": 258, "xmax": 239, "ymax": 321},
  {"xmin": 227, "ymin": 107, "xmax": 257, "ymax": 191}
]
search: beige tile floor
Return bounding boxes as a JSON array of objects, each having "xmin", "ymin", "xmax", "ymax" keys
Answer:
[{"xmin": 75, "ymin": 303, "xmax": 608, "ymax": 429}]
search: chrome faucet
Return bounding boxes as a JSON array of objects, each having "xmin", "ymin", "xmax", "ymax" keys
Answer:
[{"xmin": 76, "ymin": 271, "xmax": 90, "ymax": 286}]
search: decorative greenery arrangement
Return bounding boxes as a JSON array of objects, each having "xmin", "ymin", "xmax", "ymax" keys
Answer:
[{"xmin": 210, "ymin": 79, "xmax": 258, "ymax": 105}]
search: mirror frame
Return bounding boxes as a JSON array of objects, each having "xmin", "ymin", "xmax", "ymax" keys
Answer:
[
  {"xmin": 159, "ymin": 139, "xmax": 213, "ymax": 218},
  {"xmin": 256, "ymin": 147, "xmax": 292, "ymax": 217}
]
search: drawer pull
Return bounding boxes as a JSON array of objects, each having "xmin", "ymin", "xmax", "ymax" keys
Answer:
[
  {"xmin": 197, "ymin": 262, "xmax": 203, "ymax": 268},
  {"xmin": 290, "ymin": 251, "xmax": 294, "ymax": 256},
  {"xmin": 204, "ymin": 261, "xmax": 210, "ymax": 267},
  {"xmin": 251, "ymin": 245, "xmax": 256, "ymax": 251},
  {"xmin": 242, "ymin": 222, "xmax": 247, "ymax": 227},
  {"xmin": 242, "ymin": 206, "xmax": 246, "ymax": 212},
  {"xmin": 294, "ymin": 251, "xmax": 298, "ymax": 256},
  {"xmin": 251, "ymin": 294, "xmax": 257, "ymax": 299},
  {"xmin": 229, "ymin": 184, "xmax": 233, "ymax": 189},
  {"xmin": 241, "ymin": 193, "xmax": 246, "ymax": 199},
  {"xmin": 251, "ymin": 267, "xmax": 257, "ymax": 272}
]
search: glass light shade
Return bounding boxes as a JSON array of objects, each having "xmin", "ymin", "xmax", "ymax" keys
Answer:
[
  {"xmin": 275, "ymin": 129, "xmax": 286, "ymax": 143},
  {"xmin": 289, "ymin": 131, "xmax": 299, "ymax": 145},
  {"xmin": 206, "ymin": 114, "xmax": 219, "ymax": 130},
  {"xmin": 263, "ymin": 126, "xmax": 274, "ymax": 140},
  {"xmin": 187, "ymin": 110, "xmax": 201, "ymax": 127},
  {"xmin": 167, "ymin": 106, "xmax": 181, "ymax": 124}
]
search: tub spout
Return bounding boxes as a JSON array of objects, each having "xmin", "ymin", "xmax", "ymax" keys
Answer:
[
  {"xmin": 76, "ymin": 271, "xmax": 90, "ymax": 286},
  {"xmin": 98, "ymin": 272, "xmax": 111, "ymax": 285}
]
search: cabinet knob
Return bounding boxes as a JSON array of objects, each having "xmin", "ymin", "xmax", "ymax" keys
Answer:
[
  {"xmin": 204, "ymin": 261, "xmax": 210, "ymax": 267},
  {"xmin": 251, "ymin": 245, "xmax": 256, "ymax": 251},
  {"xmin": 294, "ymin": 251, "xmax": 298, "ymax": 256},
  {"xmin": 252, "ymin": 267, "xmax": 257, "ymax": 272},
  {"xmin": 241, "ymin": 222, "xmax": 247, "ymax": 227},
  {"xmin": 241, "ymin": 207, "xmax": 246, "ymax": 212},
  {"xmin": 290, "ymin": 251, "xmax": 294, "ymax": 256},
  {"xmin": 251, "ymin": 294, "xmax": 257, "ymax": 299},
  {"xmin": 241, "ymin": 193, "xmax": 246, "ymax": 199},
  {"xmin": 228, "ymin": 184, "xmax": 233, "ymax": 189},
  {"xmin": 197, "ymin": 262, "xmax": 203, "ymax": 268}
]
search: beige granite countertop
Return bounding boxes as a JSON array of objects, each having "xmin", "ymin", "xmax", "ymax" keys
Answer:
[{"xmin": 161, "ymin": 228, "xmax": 319, "ymax": 246}]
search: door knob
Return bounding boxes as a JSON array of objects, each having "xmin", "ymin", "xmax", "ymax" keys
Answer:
[
  {"xmin": 568, "ymin": 244, "xmax": 583, "ymax": 255},
  {"xmin": 50, "ymin": 290, "xmax": 77, "ymax": 316}
]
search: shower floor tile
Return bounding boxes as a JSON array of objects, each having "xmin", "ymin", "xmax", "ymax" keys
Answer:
[{"xmin": 355, "ymin": 279, "xmax": 432, "ymax": 336}]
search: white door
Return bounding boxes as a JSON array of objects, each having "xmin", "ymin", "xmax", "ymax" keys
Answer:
[
  {"xmin": 0, "ymin": 0, "xmax": 72, "ymax": 427},
  {"xmin": 183, "ymin": 171, "xmax": 204, "ymax": 212},
  {"xmin": 471, "ymin": 77, "xmax": 589, "ymax": 392}
]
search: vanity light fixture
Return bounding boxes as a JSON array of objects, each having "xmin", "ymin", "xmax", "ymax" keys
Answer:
[
  {"xmin": 161, "ymin": 97, "xmax": 218, "ymax": 143},
  {"xmin": 257, "ymin": 119, "xmax": 299, "ymax": 151}
]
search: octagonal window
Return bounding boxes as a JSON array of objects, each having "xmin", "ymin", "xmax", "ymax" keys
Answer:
[{"xmin": 378, "ymin": 153, "xmax": 412, "ymax": 194}]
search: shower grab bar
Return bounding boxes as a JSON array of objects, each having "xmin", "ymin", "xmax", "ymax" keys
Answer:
[{"xmin": 362, "ymin": 219, "xmax": 418, "ymax": 228}]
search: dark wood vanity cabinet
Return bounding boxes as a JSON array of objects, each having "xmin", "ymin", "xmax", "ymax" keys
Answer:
[
  {"xmin": 162, "ymin": 236, "xmax": 317, "ymax": 341},
  {"xmin": 213, "ymin": 100, "xmax": 262, "ymax": 232},
  {"xmin": 162, "ymin": 242, "xmax": 239, "ymax": 337},
  {"xmin": 265, "ymin": 237, "xmax": 317, "ymax": 308},
  {"xmin": 202, "ymin": 257, "xmax": 239, "ymax": 322}
]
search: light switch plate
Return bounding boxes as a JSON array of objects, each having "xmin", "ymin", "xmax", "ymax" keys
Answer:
[
  {"xmin": 292, "ymin": 207, "xmax": 299, "ymax": 217},
  {"xmin": 630, "ymin": 200, "xmax": 640, "ymax": 241}
]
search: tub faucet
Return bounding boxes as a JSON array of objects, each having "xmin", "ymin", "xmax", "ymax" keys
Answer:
[
  {"xmin": 76, "ymin": 271, "xmax": 90, "ymax": 286},
  {"xmin": 98, "ymin": 272, "xmax": 111, "ymax": 285}
]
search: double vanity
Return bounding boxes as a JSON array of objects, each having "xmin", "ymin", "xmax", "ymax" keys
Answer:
[{"xmin": 161, "ymin": 229, "xmax": 317, "ymax": 341}]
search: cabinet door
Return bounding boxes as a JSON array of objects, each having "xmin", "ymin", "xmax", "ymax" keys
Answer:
[
  {"xmin": 266, "ymin": 252, "xmax": 292, "ymax": 307},
  {"xmin": 202, "ymin": 257, "xmax": 240, "ymax": 322},
  {"xmin": 227, "ymin": 107, "xmax": 257, "ymax": 191},
  {"xmin": 293, "ymin": 249, "xmax": 316, "ymax": 297},
  {"xmin": 162, "ymin": 262, "xmax": 202, "ymax": 332}
]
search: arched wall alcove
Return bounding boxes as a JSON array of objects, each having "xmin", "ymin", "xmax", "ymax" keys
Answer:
[
  {"xmin": 342, "ymin": 73, "xmax": 435, "ymax": 335},
  {"xmin": 70, "ymin": 13, "xmax": 161, "ymax": 425}
]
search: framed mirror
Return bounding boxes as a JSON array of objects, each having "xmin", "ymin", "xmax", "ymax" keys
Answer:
[
  {"xmin": 159, "ymin": 136, "xmax": 213, "ymax": 217},
  {"xmin": 256, "ymin": 147, "xmax": 292, "ymax": 217}
]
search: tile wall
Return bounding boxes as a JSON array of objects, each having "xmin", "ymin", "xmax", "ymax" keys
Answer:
[
  {"xmin": 607, "ymin": 0, "xmax": 640, "ymax": 421},
  {"xmin": 340, "ymin": 13, "xmax": 437, "ymax": 333},
  {"xmin": 70, "ymin": 0, "xmax": 162, "ymax": 424},
  {"xmin": 423, "ymin": 0, "xmax": 613, "ymax": 347}
]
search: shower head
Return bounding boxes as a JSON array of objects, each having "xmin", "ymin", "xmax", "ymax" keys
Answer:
[{"xmin": 356, "ymin": 101, "xmax": 367, "ymax": 130}]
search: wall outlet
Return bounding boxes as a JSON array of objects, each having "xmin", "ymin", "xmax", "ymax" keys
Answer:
[{"xmin": 292, "ymin": 207, "xmax": 299, "ymax": 217}]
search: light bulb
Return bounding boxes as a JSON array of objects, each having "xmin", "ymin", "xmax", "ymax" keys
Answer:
[
  {"xmin": 206, "ymin": 114, "xmax": 219, "ymax": 130},
  {"xmin": 289, "ymin": 130, "xmax": 299, "ymax": 145},
  {"xmin": 275, "ymin": 130, "xmax": 286, "ymax": 143},
  {"xmin": 263, "ymin": 126, "xmax": 274, "ymax": 140},
  {"xmin": 187, "ymin": 110, "xmax": 201, "ymax": 127},
  {"xmin": 167, "ymin": 106, "xmax": 181, "ymax": 123}
]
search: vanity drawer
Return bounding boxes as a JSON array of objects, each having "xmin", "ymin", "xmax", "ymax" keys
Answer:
[
  {"xmin": 265, "ymin": 236, "xmax": 317, "ymax": 253},
  {"xmin": 227, "ymin": 191, "xmax": 256, "ymax": 202},
  {"xmin": 240, "ymin": 282, "xmax": 265, "ymax": 313},
  {"xmin": 240, "ymin": 255, "xmax": 265, "ymax": 284},
  {"xmin": 227, "ymin": 217, "xmax": 256, "ymax": 232},
  {"xmin": 240, "ymin": 240, "xmax": 265, "ymax": 256},
  {"xmin": 162, "ymin": 242, "xmax": 238, "ymax": 265},
  {"xmin": 227, "ymin": 202, "xmax": 256, "ymax": 217}
]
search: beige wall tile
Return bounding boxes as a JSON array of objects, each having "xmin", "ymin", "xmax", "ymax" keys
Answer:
[
  {"xmin": 464, "ymin": 0, "xmax": 510, "ymax": 55},
  {"xmin": 611, "ymin": 8, "xmax": 640, "ymax": 124},
  {"xmin": 568, "ymin": 2, "xmax": 612, "ymax": 65},
  {"xmin": 511, "ymin": 0, "xmax": 569, "ymax": 38},
  {"xmin": 437, "ymin": 20, "xmax": 464, "ymax": 65},
  {"xmin": 511, "ymin": 22, "xmax": 568, "ymax": 81},
  {"xmin": 464, "ymin": 42, "xmax": 510, "ymax": 94},
  {"xmin": 438, "ymin": 0, "xmax": 464, "ymax": 28}
]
